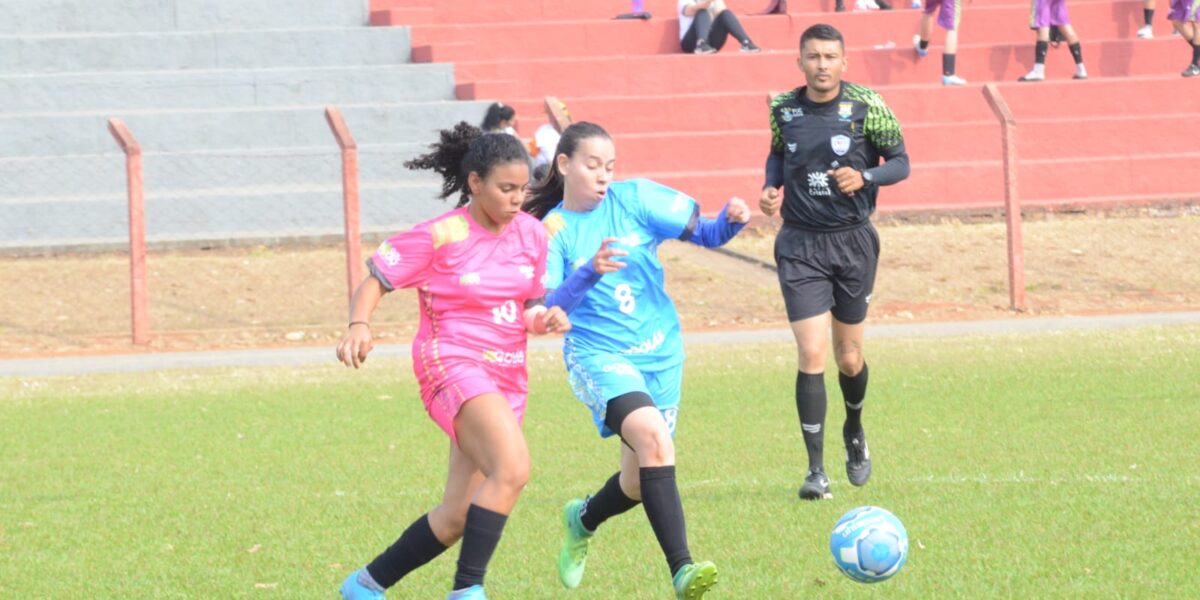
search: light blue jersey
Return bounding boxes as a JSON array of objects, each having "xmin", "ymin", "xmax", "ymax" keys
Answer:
[{"xmin": 544, "ymin": 178, "xmax": 699, "ymax": 372}]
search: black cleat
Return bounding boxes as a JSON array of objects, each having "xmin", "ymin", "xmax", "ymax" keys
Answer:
[
  {"xmin": 844, "ymin": 425, "xmax": 872, "ymax": 487},
  {"xmin": 798, "ymin": 469, "xmax": 832, "ymax": 500}
]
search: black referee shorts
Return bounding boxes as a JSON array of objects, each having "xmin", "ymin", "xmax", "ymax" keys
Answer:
[{"xmin": 774, "ymin": 223, "xmax": 880, "ymax": 325}]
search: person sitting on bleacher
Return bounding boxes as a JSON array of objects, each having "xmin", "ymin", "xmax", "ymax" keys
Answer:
[
  {"xmin": 481, "ymin": 102, "xmax": 517, "ymax": 135},
  {"xmin": 678, "ymin": 0, "xmax": 762, "ymax": 54}
]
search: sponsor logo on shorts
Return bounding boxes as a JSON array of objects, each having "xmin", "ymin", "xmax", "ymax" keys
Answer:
[
  {"xmin": 377, "ymin": 242, "xmax": 401, "ymax": 267},
  {"xmin": 601, "ymin": 362, "xmax": 639, "ymax": 377},
  {"xmin": 621, "ymin": 330, "xmax": 666, "ymax": 355},
  {"xmin": 865, "ymin": 294, "xmax": 872, "ymax": 304},
  {"xmin": 831, "ymin": 134, "xmax": 851, "ymax": 156},
  {"xmin": 459, "ymin": 272, "xmax": 481, "ymax": 285},
  {"xmin": 808, "ymin": 171, "xmax": 833, "ymax": 197},
  {"xmin": 482, "ymin": 349, "xmax": 525, "ymax": 366}
]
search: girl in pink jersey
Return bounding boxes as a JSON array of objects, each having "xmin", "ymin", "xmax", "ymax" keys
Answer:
[{"xmin": 336, "ymin": 122, "xmax": 570, "ymax": 600}]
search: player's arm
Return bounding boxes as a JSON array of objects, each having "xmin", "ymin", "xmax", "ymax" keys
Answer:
[
  {"xmin": 337, "ymin": 229, "xmax": 433, "ymax": 368},
  {"xmin": 679, "ymin": 199, "xmax": 750, "ymax": 248},
  {"xmin": 544, "ymin": 238, "xmax": 627, "ymax": 314},
  {"xmin": 861, "ymin": 97, "xmax": 910, "ymax": 186},
  {"xmin": 761, "ymin": 97, "xmax": 786, "ymax": 216},
  {"xmin": 523, "ymin": 230, "xmax": 570, "ymax": 334}
]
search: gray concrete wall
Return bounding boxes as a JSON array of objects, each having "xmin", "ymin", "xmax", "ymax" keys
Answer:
[
  {"xmin": 0, "ymin": 27, "xmax": 410, "ymax": 73},
  {"xmin": 0, "ymin": 0, "xmax": 369, "ymax": 34},
  {"xmin": 0, "ymin": 64, "xmax": 456, "ymax": 112},
  {"xmin": 1, "ymin": 101, "xmax": 490, "ymax": 156}
]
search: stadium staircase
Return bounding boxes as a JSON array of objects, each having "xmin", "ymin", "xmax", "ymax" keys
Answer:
[{"xmin": 372, "ymin": 0, "xmax": 1200, "ymax": 213}]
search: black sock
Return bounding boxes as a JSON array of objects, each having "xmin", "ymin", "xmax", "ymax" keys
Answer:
[
  {"xmin": 1144, "ymin": 8, "xmax": 1154, "ymax": 26},
  {"xmin": 453, "ymin": 504, "xmax": 508, "ymax": 590},
  {"xmin": 919, "ymin": 39, "xmax": 930, "ymax": 50},
  {"xmin": 942, "ymin": 53, "xmax": 956, "ymax": 76},
  {"xmin": 639, "ymin": 466, "xmax": 692, "ymax": 577},
  {"xmin": 796, "ymin": 371, "xmax": 827, "ymax": 472},
  {"xmin": 1192, "ymin": 42, "xmax": 1200, "ymax": 65},
  {"xmin": 365, "ymin": 514, "xmax": 449, "ymax": 589},
  {"xmin": 1035, "ymin": 40, "xmax": 1049, "ymax": 64},
  {"xmin": 580, "ymin": 472, "xmax": 641, "ymax": 532},
  {"xmin": 1069, "ymin": 42, "xmax": 1083, "ymax": 64},
  {"xmin": 839, "ymin": 363, "xmax": 869, "ymax": 435}
]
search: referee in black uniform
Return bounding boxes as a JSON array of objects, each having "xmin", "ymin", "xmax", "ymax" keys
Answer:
[{"xmin": 760, "ymin": 23, "xmax": 910, "ymax": 501}]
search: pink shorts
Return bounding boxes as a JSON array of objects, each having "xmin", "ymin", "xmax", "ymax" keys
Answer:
[{"xmin": 419, "ymin": 358, "xmax": 527, "ymax": 446}]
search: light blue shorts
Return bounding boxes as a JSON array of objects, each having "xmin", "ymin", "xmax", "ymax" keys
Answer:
[{"xmin": 565, "ymin": 350, "xmax": 682, "ymax": 439}]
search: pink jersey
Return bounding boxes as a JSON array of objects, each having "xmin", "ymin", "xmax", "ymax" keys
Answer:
[{"xmin": 369, "ymin": 208, "xmax": 548, "ymax": 407}]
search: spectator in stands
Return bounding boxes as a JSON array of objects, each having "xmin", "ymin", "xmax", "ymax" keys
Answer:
[
  {"xmin": 1017, "ymin": 0, "xmax": 1088, "ymax": 81},
  {"xmin": 481, "ymin": 102, "xmax": 517, "ymax": 135},
  {"xmin": 678, "ymin": 0, "xmax": 762, "ymax": 54},
  {"xmin": 1169, "ymin": 0, "xmax": 1200, "ymax": 76},
  {"xmin": 532, "ymin": 99, "xmax": 571, "ymax": 181},
  {"xmin": 913, "ymin": 0, "xmax": 968, "ymax": 85},
  {"xmin": 1139, "ymin": 0, "xmax": 1158, "ymax": 38}
]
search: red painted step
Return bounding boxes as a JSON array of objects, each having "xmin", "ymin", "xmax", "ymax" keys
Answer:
[
  {"xmin": 499, "ymin": 77, "xmax": 1198, "ymax": 141},
  {"xmin": 634, "ymin": 151, "xmax": 1200, "ymax": 213},
  {"xmin": 406, "ymin": 2, "xmax": 1146, "ymax": 60},
  {"xmin": 451, "ymin": 38, "xmax": 1191, "ymax": 99}
]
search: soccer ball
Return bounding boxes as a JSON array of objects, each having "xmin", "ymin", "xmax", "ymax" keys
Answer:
[{"xmin": 830, "ymin": 506, "xmax": 909, "ymax": 583}]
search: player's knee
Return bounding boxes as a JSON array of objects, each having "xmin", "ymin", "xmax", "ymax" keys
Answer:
[
  {"xmin": 491, "ymin": 454, "xmax": 530, "ymax": 495},
  {"xmin": 634, "ymin": 424, "xmax": 675, "ymax": 466},
  {"xmin": 835, "ymin": 350, "xmax": 864, "ymax": 375}
]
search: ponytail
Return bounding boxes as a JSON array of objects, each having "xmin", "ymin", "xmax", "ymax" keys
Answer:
[{"xmin": 405, "ymin": 121, "xmax": 529, "ymax": 207}]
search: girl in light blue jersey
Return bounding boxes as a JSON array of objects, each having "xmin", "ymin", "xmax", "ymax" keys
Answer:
[{"xmin": 522, "ymin": 122, "xmax": 749, "ymax": 600}]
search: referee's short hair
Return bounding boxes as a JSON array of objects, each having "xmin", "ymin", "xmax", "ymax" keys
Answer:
[{"xmin": 800, "ymin": 24, "xmax": 844, "ymax": 51}]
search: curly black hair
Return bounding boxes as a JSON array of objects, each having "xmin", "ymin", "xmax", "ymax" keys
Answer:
[{"xmin": 404, "ymin": 121, "xmax": 530, "ymax": 207}]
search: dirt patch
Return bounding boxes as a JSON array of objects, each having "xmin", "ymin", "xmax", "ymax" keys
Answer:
[{"xmin": 2, "ymin": 212, "xmax": 1197, "ymax": 358}]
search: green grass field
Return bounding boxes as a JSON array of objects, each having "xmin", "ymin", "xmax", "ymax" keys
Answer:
[{"xmin": 3, "ymin": 326, "xmax": 1199, "ymax": 598}]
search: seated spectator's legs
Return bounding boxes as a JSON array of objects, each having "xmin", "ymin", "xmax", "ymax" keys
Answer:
[
  {"xmin": 709, "ymin": 4, "xmax": 755, "ymax": 51},
  {"xmin": 680, "ymin": 9, "xmax": 713, "ymax": 52}
]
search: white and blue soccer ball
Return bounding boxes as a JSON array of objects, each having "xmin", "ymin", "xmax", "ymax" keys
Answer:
[{"xmin": 830, "ymin": 506, "xmax": 909, "ymax": 583}]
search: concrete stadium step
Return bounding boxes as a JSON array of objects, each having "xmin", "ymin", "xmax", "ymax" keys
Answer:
[
  {"xmin": 0, "ymin": 181, "xmax": 449, "ymax": 250},
  {"xmin": 640, "ymin": 152, "xmax": 1200, "ymax": 213},
  {"xmin": 0, "ymin": 144, "xmax": 441, "ymax": 200},
  {"xmin": 405, "ymin": 1, "xmax": 1145, "ymax": 61},
  {"xmin": 0, "ymin": 64, "xmax": 457, "ymax": 113},
  {"xmin": 452, "ymin": 37, "xmax": 1192, "ymax": 99},
  {"xmin": 1, "ymin": 102, "xmax": 490, "ymax": 157},
  {"xmin": 0, "ymin": 27, "xmax": 412, "ymax": 74},
  {"xmin": 0, "ymin": 0, "xmax": 368, "ymax": 34}
]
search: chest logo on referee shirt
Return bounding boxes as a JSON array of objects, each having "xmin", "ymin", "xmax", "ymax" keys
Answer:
[
  {"xmin": 831, "ymin": 135, "xmax": 851, "ymax": 156},
  {"xmin": 807, "ymin": 172, "xmax": 832, "ymax": 197},
  {"xmin": 838, "ymin": 102, "xmax": 854, "ymax": 121},
  {"xmin": 780, "ymin": 107, "xmax": 803, "ymax": 122}
]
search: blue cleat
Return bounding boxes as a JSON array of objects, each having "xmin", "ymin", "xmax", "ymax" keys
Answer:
[
  {"xmin": 447, "ymin": 584, "xmax": 487, "ymax": 599},
  {"xmin": 340, "ymin": 569, "xmax": 384, "ymax": 600}
]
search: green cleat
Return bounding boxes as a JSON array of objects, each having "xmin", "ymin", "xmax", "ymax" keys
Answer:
[
  {"xmin": 673, "ymin": 561, "xmax": 719, "ymax": 600},
  {"xmin": 556, "ymin": 498, "xmax": 593, "ymax": 589}
]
